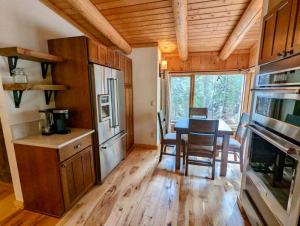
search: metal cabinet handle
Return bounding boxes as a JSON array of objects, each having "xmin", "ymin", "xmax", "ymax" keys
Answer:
[
  {"xmin": 74, "ymin": 144, "xmax": 81, "ymax": 149},
  {"xmin": 61, "ymin": 163, "xmax": 67, "ymax": 168}
]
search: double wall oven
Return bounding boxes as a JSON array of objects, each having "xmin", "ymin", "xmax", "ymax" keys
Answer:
[{"xmin": 242, "ymin": 68, "xmax": 300, "ymax": 226}]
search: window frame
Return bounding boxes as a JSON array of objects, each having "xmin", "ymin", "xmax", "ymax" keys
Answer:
[{"xmin": 169, "ymin": 73, "xmax": 247, "ymax": 125}]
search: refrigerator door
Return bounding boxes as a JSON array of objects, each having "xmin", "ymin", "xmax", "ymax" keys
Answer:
[
  {"xmin": 99, "ymin": 132, "xmax": 127, "ymax": 181},
  {"xmin": 112, "ymin": 69, "xmax": 126, "ymax": 135},
  {"xmin": 92, "ymin": 64, "xmax": 114, "ymax": 144}
]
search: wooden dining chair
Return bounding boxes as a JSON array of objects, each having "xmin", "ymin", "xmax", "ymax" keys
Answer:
[
  {"xmin": 185, "ymin": 119, "xmax": 219, "ymax": 179},
  {"xmin": 158, "ymin": 111, "xmax": 186, "ymax": 163},
  {"xmin": 189, "ymin": 107, "xmax": 208, "ymax": 119},
  {"xmin": 217, "ymin": 113, "xmax": 250, "ymax": 172}
]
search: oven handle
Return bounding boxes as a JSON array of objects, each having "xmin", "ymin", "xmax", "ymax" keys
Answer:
[
  {"xmin": 251, "ymin": 87, "xmax": 300, "ymax": 94},
  {"xmin": 249, "ymin": 124, "xmax": 300, "ymax": 155}
]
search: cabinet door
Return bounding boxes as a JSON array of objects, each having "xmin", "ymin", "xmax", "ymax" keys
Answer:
[
  {"xmin": 88, "ymin": 40, "xmax": 99, "ymax": 64},
  {"xmin": 259, "ymin": 13, "xmax": 276, "ymax": 64},
  {"xmin": 287, "ymin": 0, "xmax": 300, "ymax": 55},
  {"xmin": 106, "ymin": 48, "xmax": 114, "ymax": 67},
  {"xmin": 125, "ymin": 87, "xmax": 134, "ymax": 152},
  {"xmin": 98, "ymin": 44, "xmax": 107, "ymax": 65},
  {"xmin": 124, "ymin": 58, "xmax": 132, "ymax": 85},
  {"xmin": 259, "ymin": 0, "xmax": 292, "ymax": 64},
  {"xmin": 60, "ymin": 146, "xmax": 95, "ymax": 210},
  {"xmin": 114, "ymin": 51, "xmax": 120, "ymax": 69},
  {"xmin": 272, "ymin": 0, "xmax": 293, "ymax": 58},
  {"xmin": 82, "ymin": 146, "xmax": 95, "ymax": 189}
]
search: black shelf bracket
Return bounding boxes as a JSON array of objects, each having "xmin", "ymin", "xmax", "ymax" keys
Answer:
[
  {"xmin": 41, "ymin": 62, "xmax": 51, "ymax": 79},
  {"xmin": 13, "ymin": 90, "xmax": 23, "ymax": 108},
  {"xmin": 44, "ymin": 90, "xmax": 54, "ymax": 105},
  {"xmin": 8, "ymin": 56, "xmax": 18, "ymax": 76}
]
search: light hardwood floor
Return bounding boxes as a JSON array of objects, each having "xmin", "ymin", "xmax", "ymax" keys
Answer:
[{"xmin": 1, "ymin": 148, "xmax": 249, "ymax": 226}]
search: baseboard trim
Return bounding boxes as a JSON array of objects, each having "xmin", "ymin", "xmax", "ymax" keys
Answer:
[{"xmin": 133, "ymin": 144, "xmax": 158, "ymax": 149}]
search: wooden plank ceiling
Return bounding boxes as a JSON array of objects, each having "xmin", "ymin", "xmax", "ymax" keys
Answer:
[{"xmin": 44, "ymin": 0, "xmax": 260, "ymax": 54}]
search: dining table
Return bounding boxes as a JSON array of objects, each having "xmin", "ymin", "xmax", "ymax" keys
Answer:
[{"xmin": 174, "ymin": 118, "xmax": 233, "ymax": 176}]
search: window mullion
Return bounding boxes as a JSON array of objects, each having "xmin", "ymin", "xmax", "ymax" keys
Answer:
[{"xmin": 190, "ymin": 74, "xmax": 195, "ymax": 108}]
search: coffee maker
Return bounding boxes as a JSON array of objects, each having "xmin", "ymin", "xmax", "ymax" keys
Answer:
[
  {"xmin": 52, "ymin": 109, "xmax": 70, "ymax": 134},
  {"xmin": 39, "ymin": 109, "xmax": 54, "ymax": 135},
  {"xmin": 39, "ymin": 109, "xmax": 70, "ymax": 135}
]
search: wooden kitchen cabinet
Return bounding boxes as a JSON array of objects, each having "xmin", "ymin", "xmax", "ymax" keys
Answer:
[
  {"xmin": 258, "ymin": 0, "xmax": 300, "ymax": 64},
  {"xmin": 106, "ymin": 48, "xmax": 114, "ymax": 67},
  {"xmin": 114, "ymin": 51, "xmax": 120, "ymax": 69},
  {"xmin": 87, "ymin": 39, "xmax": 107, "ymax": 66},
  {"xmin": 60, "ymin": 146, "xmax": 95, "ymax": 210},
  {"xmin": 49, "ymin": 36, "xmax": 134, "ymax": 154},
  {"xmin": 124, "ymin": 57, "xmax": 134, "ymax": 152},
  {"xmin": 287, "ymin": 0, "xmax": 300, "ymax": 55},
  {"xmin": 14, "ymin": 131, "xmax": 95, "ymax": 217}
]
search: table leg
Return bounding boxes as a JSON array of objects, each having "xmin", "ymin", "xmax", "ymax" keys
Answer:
[
  {"xmin": 176, "ymin": 132, "xmax": 181, "ymax": 170},
  {"xmin": 221, "ymin": 134, "xmax": 230, "ymax": 176}
]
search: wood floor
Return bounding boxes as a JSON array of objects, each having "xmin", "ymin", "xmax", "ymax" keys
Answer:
[{"xmin": 1, "ymin": 148, "xmax": 249, "ymax": 226}]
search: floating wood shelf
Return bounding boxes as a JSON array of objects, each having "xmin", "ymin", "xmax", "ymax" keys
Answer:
[
  {"xmin": 0, "ymin": 47, "xmax": 63, "ymax": 63},
  {"xmin": 3, "ymin": 83, "xmax": 66, "ymax": 91},
  {"xmin": 0, "ymin": 47, "xmax": 64, "ymax": 78},
  {"xmin": 3, "ymin": 83, "xmax": 67, "ymax": 108}
]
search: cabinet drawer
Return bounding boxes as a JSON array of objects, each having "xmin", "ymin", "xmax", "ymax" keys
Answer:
[{"xmin": 59, "ymin": 135, "xmax": 92, "ymax": 162}]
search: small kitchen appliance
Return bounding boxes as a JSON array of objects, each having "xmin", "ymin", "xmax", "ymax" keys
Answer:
[
  {"xmin": 52, "ymin": 109, "xmax": 70, "ymax": 134},
  {"xmin": 39, "ymin": 109, "xmax": 54, "ymax": 135}
]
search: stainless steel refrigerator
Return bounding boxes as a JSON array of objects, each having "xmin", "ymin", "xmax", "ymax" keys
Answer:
[{"xmin": 89, "ymin": 64, "xmax": 126, "ymax": 183}]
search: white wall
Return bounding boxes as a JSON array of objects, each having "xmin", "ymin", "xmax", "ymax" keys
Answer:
[
  {"xmin": 0, "ymin": 0, "xmax": 82, "ymax": 201},
  {"xmin": 129, "ymin": 48, "xmax": 160, "ymax": 146}
]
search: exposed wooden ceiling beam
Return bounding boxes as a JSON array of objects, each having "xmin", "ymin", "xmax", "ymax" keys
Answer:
[
  {"xmin": 65, "ymin": 0, "xmax": 132, "ymax": 54},
  {"xmin": 172, "ymin": 0, "xmax": 188, "ymax": 61},
  {"xmin": 219, "ymin": 0, "xmax": 262, "ymax": 60}
]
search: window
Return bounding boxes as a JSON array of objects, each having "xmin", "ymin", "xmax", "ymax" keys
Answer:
[
  {"xmin": 170, "ymin": 76, "xmax": 191, "ymax": 121},
  {"xmin": 170, "ymin": 74, "xmax": 245, "ymax": 126}
]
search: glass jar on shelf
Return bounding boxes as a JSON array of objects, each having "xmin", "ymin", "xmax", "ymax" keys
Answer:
[{"xmin": 12, "ymin": 68, "xmax": 28, "ymax": 83}]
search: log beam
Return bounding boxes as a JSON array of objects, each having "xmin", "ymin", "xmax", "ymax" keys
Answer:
[
  {"xmin": 65, "ymin": 0, "xmax": 131, "ymax": 54},
  {"xmin": 172, "ymin": 0, "xmax": 188, "ymax": 61},
  {"xmin": 219, "ymin": 0, "xmax": 262, "ymax": 60}
]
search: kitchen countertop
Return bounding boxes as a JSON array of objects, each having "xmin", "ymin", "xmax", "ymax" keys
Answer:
[{"xmin": 13, "ymin": 128, "xmax": 94, "ymax": 149}]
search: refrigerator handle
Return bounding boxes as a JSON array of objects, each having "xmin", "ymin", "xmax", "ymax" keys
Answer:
[
  {"xmin": 114, "ymin": 79, "xmax": 120, "ymax": 127},
  {"xmin": 108, "ymin": 78, "xmax": 115, "ymax": 128}
]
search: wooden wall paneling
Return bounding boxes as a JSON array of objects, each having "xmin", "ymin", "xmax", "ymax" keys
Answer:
[
  {"xmin": 48, "ymin": 37, "xmax": 93, "ymax": 129},
  {"xmin": 164, "ymin": 52, "xmax": 249, "ymax": 72}
]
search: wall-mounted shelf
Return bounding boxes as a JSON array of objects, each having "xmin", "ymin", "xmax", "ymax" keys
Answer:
[
  {"xmin": 0, "ymin": 47, "xmax": 64, "ymax": 78},
  {"xmin": 3, "ymin": 83, "xmax": 67, "ymax": 108}
]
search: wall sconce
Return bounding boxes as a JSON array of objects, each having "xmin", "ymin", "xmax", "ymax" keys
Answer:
[{"xmin": 159, "ymin": 60, "xmax": 168, "ymax": 78}]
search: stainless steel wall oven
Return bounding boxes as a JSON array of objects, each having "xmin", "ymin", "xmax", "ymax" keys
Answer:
[{"xmin": 242, "ymin": 67, "xmax": 300, "ymax": 226}]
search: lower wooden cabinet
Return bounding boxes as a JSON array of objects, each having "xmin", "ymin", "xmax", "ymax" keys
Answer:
[
  {"xmin": 14, "ymin": 134, "xmax": 95, "ymax": 217},
  {"xmin": 60, "ymin": 146, "xmax": 95, "ymax": 210}
]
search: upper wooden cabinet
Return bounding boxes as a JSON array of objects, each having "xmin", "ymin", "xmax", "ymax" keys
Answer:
[
  {"xmin": 287, "ymin": 0, "xmax": 300, "ymax": 54},
  {"xmin": 87, "ymin": 39, "xmax": 109, "ymax": 67},
  {"xmin": 259, "ymin": 0, "xmax": 300, "ymax": 64}
]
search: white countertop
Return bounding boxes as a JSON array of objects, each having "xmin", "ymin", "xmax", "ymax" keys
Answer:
[{"xmin": 13, "ymin": 128, "xmax": 94, "ymax": 149}]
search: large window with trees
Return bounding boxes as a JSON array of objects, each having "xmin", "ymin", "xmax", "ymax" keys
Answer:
[{"xmin": 170, "ymin": 74, "xmax": 245, "ymax": 126}]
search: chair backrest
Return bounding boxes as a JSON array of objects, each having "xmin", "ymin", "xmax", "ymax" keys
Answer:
[
  {"xmin": 188, "ymin": 119, "xmax": 219, "ymax": 149},
  {"xmin": 158, "ymin": 110, "xmax": 167, "ymax": 139},
  {"xmin": 235, "ymin": 113, "xmax": 250, "ymax": 141},
  {"xmin": 189, "ymin": 107, "xmax": 208, "ymax": 119}
]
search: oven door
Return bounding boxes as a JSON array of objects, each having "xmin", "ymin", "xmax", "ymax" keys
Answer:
[{"xmin": 252, "ymin": 88, "xmax": 300, "ymax": 142}]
